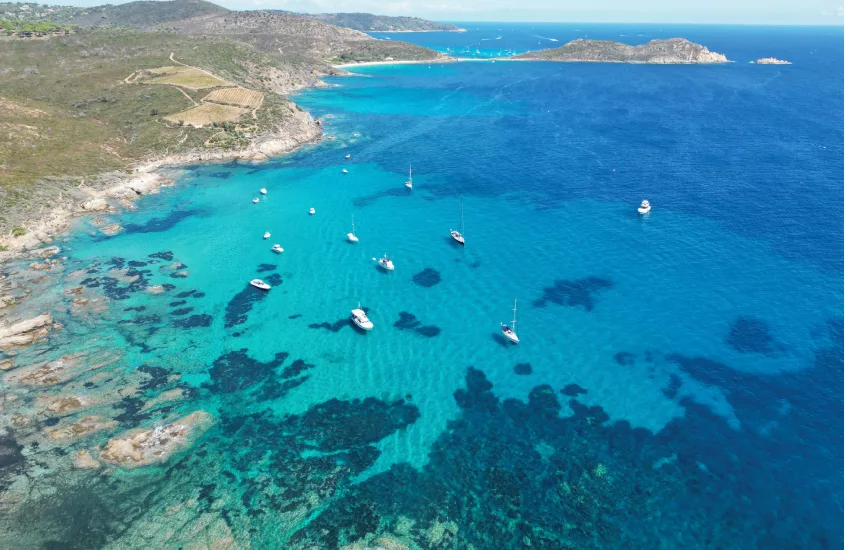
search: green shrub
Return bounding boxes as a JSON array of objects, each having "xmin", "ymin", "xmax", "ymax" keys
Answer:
[{"xmin": 11, "ymin": 227, "xmax": 26, "ymax": 237}]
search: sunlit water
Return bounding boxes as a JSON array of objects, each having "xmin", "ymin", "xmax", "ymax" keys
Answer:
[{"xmin": 1, "ymin": 24, "xmax": 841, "ymax": 548}]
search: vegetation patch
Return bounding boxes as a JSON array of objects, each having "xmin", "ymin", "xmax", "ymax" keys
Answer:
[{"xmin": 143, "ymin": 66, "xmax": 231, "ymax": 90}]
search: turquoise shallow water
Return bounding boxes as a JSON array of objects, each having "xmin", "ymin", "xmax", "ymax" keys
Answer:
[{"xmin": 0, "ymin": 24, "xmax": 842, "ymax": 549}]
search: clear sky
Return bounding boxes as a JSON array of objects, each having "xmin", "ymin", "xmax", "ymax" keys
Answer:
[{"xmin": 31, "ymin": 0, "xmax": 845, "ymax": 25}]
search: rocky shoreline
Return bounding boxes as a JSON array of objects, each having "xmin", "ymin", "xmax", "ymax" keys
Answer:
[{"xmin": 0, "ymin": 104, "xmax": 321, "ymax": 262}]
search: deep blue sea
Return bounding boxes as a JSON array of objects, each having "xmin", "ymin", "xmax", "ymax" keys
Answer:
[{"xmin": 1, "ymin": 24, "xmax": 842, "ymax": 549}]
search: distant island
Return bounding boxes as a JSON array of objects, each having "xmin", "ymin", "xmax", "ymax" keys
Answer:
[
  {"xmin": 514, "ymin": 38, "xmax": 729, "ymax": 64},
  {"xmin": 754, "ymin": 57, "xmax": 791, "ymax": 65},
  {"xmin": 295, "ymin": 12, "xmax": 464, "ymax": 32}
]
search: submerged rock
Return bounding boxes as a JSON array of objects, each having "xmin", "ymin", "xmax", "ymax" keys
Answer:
[
  {"xmin": 46, "ymin": 415, "xmax": 118, "ymax": 441},
  {"xmin": 99, "ymin": 223, "xmax": 124, "ymax": 236},
  {"xmin": 98, "ymin": 410, "xmax": 214, "ymax": 469},
  {"xmin": 0, "ymin": 313, "xmax": 53, "ymax": 349},
  {"xmin": 73, "ymin": 449, "xmax": 101, "ymax": 469}
]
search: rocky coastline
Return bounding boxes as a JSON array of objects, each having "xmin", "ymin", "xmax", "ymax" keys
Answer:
[{"xmin": 0, "ymin": 104, "xmax": 321, "ymax": 262}]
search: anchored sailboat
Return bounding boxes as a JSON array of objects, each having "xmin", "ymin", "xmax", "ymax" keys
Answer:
[
  {"xmin": 347, "ymin": 214, "xmax": 359, "ymax": 243},
  {"xmin": 501, "ymin": 299, "xmax": 519, "ymax": 344},
  {"xmin": 405, "ymin": 166, "xmax": 413, "ymax": 189},
  {"xmin": 450, "ymin": 196, "xmax": 465, "ymax": 245}
]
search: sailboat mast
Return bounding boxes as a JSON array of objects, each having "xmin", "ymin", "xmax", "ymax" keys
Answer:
[
  {"xmin": 351, "ymin": 214, "xmax": 355, "ymax": 233},
  {"xmin": 459, "ymin": 196, "xmax": 464, "ymax": 234},
  {"xmin": 511, "ymin": 299, "xmax": 517, "ymax": 330}
]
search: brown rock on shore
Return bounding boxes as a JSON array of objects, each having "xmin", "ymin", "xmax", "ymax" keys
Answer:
[{"xmin": 0, "ymin": 313, "xmax": 53, "ymax": 349}]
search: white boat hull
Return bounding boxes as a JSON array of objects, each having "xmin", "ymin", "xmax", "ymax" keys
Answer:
[
  {"xmin": 450, "ymin": 230, "xmax": 465, "ymax": 245},
  {"xmin": 350, "ymin": 309, "xmax": 373, "ymax": 331},
  {"xmin": 502, "ymin": 326, "xmax": 519, "ymax": 344},
  {"xmin": 272, "ymin": 245, "xmax": 284, "ymax": 253},
  {"xmin": 250, "ymin": 280, "xmax": 271, "ymax": 291},
  {"xmin": 638, "ymin": 206, "xmax": 651, "ymax": 214},
  {"xmin": 378, "ymin": 260, "xmax": 394, "ymax": 271},
  {"xmin": 347, "ymin": 233, "xmax": 359, "ymax": 243}
]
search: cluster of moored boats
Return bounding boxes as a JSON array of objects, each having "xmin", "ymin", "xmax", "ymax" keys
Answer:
[{"xmin": 247, "ymin": 147, "xmax": 653, "ymax": 343}]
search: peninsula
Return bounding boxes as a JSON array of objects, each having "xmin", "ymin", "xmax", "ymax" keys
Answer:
[
  {"xmin": 514, "ymin": 38, "xmax": 729, "ymax": 64},
  {"xmin": 293, "ymin": 12, "xmax": 465, "ymax": 32},
  {"xmin": 0, "ymin": 0, "xmax": 444, "ymax": 255}
]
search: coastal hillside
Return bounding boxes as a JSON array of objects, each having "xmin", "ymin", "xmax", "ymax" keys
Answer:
[
  {"xmin": 301, "ymin": 12, "xmax": 464, "ymax": 32},
  {"xmin": 515, "ymin": 38, "xmax": 728, "ymax": 64},
  {"xmin": 1, "ymin": 0, "xmax": 443, "ymax": 62},
  {"xmin": 0, "ymin": 0, "xmax": 227, "ymax": 27},
  {"xmin": 0, "ymin": 30, "xmax": 324, "ymax": 235}
]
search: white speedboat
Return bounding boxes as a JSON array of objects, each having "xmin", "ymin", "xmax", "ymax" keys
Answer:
[
  {"xmin": 263, "ymin": 232, "xmax": 271, "ymax": 239},
  {"xmin": 350, "ymin": 303, "xmax": 373, "ymax": 331},
  {"xmin": 250, "ymin": 279, "xmax": 271, "ymax": 290},
  {"xmin": 353, "ymin": 132, "xmax": 360, "ymax": 137},
  {"xmin": 309, "ymin": 208, "xmax": 316, "ymax": 215},
  {"xmin": 345, "ymin": 154, "xmax": 351, "ymax": 160},
  {"xmin": 252, "ymin": 198, "xmax": 259, "ymax": 204},
  {"xmin": 347, "ymin": 214, "xmax": 359, "ymax": 243},
  {"xmin": 377, "ymin": 253, "xmax": 394, "ymax": 271},
  {"xmin": 405, "ymin": 165, "xmax": 413, "ymax": 189},
  {"xmin": 638, "ymin": 200, "xmax": 651, "ymax": 214},
  {"xmin": 450, "ymin": 196, "xmax": 465, "ymax": 245},
  {"xmin": 501, "ymin": 299, "xmax": 519, "ymax": 344},
  {"xmin": 260, "ymin": 188, "xmax": 267, "ymax": 195},
  {"xmin": 272, "ymin": 244, "xmax": 284, "ymax": 253},
  {"xmin": 342, "ymin": 169, "xmax": 348, "ymax": 174}
]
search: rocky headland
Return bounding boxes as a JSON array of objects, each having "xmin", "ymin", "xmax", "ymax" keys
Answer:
[{"xmin": 514, "ymin": 38, "xmax": 729, "ymax": 64}]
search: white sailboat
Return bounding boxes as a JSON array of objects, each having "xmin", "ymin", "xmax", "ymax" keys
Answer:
[
  {"xmin": 252, "ymin": 198, "xmax": 259, "ymax": 204},
  {"xmin": 350, "ymin": 302, "xmax": 373, "ymax": 331},
  {"xmin": 501, "ymin": 299, "xmax": 519, "ymax": 344},
  {"xmin": 263, "ymin": 231, "xmax": 271, "ymax": 239},
  {"xmin": 260, "ymin": 188, "xmax": 267, "ymax": 195},
  {"xmin": 405, "ymin": 166, "xmax": 413, "ymax": 189},
  {"xmin": 377, "ymin": 253, "xmax": 395, "ymax": 271},
  {"xmin": 638, "ymin": 199, "xmax": 651, "ymax": 214},
  {"xmin": 309, "ymin": 207, "xmax": 316, "ymax": 215},
  {"xmin": 347, "ymin": 214, "xmax": 359, "ymax": 243},
  {"xmin": 271, "ymin": 244, "xmax": 284, "ymax": 253},
  {"xmin": 450, "ymin": 196, "xmax": 465, "ymax": 245}
]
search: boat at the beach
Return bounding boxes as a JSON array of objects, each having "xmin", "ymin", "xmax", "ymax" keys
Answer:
[
  {"xmin": 347, "ymin": 214, "xmax": 359, "ymax": 243},
  {"xmin": 263, "ymin": 232, "xmax": 271, "ymax": 239},
  {"xmin": 377, "ymin": 253, "xmax": 395, "ymax": 271},
  {"xmin": 309, "ymin": 208, "xmax": 316, "ymax": 215},
  {"xmin": 353, "ymin": 132, "xmax": 360, "ymax": 137},
  {"xmin": 250, "ymin": 279, "xmax": 271, "ymax": 291},
  {"xmin": 350, "ymin": 303, "xmax": 374, "ymax": 331},
  {"xmin": 342, "ymin": 169, "xmax": 348, "ymax": 174},
  {"xmin": 260, "ymin": 188, "xmax": 267, "ymax": 195},
  {"xmin": 345, "ymin": 154, "xmax": 351, "ymax": 159},
  {"xmin": 450, "ymin": 196, "xmax": 466, "ymax": 245},
  {"xmin": 272, "ymin": 244, "xmax": 284, "ymax": 253},
  {"xmin": 405, "ymin": 165, "xmax": 413, "ymax": 189},
  {"xmin": 501, "ymin": 299, "xmax": 520, "ymax": 344},
  {"xmin": 252, "ymin": 198, "xmax": 259, "ymax": 204},
  {"xmin": 638, "ymin": 200, "xmax": 651, "ymax": 214}
]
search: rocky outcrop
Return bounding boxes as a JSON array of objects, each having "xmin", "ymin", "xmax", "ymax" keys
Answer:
[
  {"xmin": 73, "ymin": 450, "xmax": 102, "ymax": 469},
  {"xmin": 99, "ymin": 410, "xmax": 214, "ymax": 469},
  {"xmin": 99, "ymin": 223, "xmax": 123, "ymax": 236},
  {"xmin": 515, "ymin": 38, "xmax": 728, "ymax": 64},
  {"xmin": 755, "ymin": 57, "xmax": 791, "ymax": 65},
  {"xmin": 0, "ymin": 313, "xmax": 53, "ymax": 349}
]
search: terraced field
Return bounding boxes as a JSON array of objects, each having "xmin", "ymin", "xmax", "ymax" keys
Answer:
[
  {"xmin": 164, "ymin": 103, "xmax": 248, "ymax": 127},
  {"xmin": 203, "ymin": 87, "xmax": 264, "ymax": 108}
]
